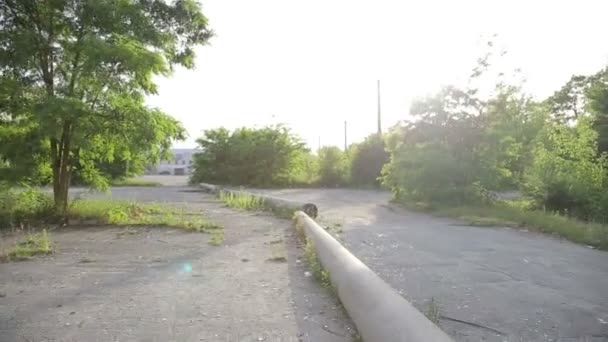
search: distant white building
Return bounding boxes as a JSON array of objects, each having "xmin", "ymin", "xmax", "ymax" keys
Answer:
[{"xmin": 147, "ymin": 148, "xmax": 197, "ymax": 175}]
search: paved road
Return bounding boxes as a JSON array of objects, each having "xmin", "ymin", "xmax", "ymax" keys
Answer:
[{"xmin": 253, "ymin": 188, "xmax": 608, "ymax": 342}]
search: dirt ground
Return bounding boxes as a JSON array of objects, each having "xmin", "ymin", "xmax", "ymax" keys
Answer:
[{"xmin": 0, "ymin": 186, "xmax": 356, "ymax": 342}]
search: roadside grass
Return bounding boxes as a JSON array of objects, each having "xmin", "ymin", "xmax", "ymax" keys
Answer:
[
  {"xmin": 69, "ymin": 199, "xmax": 222, "ymax": 232},
  {"xmin": 1, "ymin": 229, "xmax": 52, "ymax": 262},
  {"xmin": 219, "ymin": 191, "xmax": 265, "ymax": 210},
  {"xmin": 400, "ymin": 200, "xmax": 608, "ymax": 250},
  {"xmin": 110, "ymin": 178, "xmax": 162, "ymax": 187},
  {"xmin": 304, "ymin": 237, "xmax": 331, "ymax": 287},
  {"xmin": 294, "ymin": 215, "xmax": 331, "ymax": 286},
  {"xmin": 218, "ymin": 190, "xmax": 296, "ymax": 219}
]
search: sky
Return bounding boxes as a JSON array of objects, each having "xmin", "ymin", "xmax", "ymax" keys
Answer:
[{"xmin": 146, "ymin": 0, "xmax": 608, "ymax": 149}]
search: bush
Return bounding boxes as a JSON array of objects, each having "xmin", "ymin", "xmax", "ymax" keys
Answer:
[
  {"xmin": 382, "ymin": 84, "xmax": 542, "ymax": 205},
  {"xmin": 524, "ymin": 118, "xmax": 608, "ymax": 221},
  {"xmin": 317, "ymin": 146, "xmax": 349, "ymax": 187},
  {"xmin": 190, "ymin": 125, "xmax": 309, "ymax": 187},
  {"xmin": 349, "ymin": 134, "xmax": 390, "ymax": 187},
  {"xmin": 0, "ymin": 187, "xmax": 55, "ymax": 229}
]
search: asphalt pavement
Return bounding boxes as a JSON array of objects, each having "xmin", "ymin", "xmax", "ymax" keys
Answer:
[{"xmin": 253, "ymin": 188, "xmax": 608, "ymax": 342}]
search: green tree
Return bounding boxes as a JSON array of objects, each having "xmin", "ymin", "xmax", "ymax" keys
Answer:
[
  {"xmin": 586, "ymin": 68, "xmax": 608, "ymax": 153},
  {"xmin": 524, "ymin": 118, "xmax": 608, "ymax": 220},
  {"xmin": 381, "ymin": 83, "xmax": 542, "ymax": 203},
  {"xmin": 0, "ymin": 0, "xmax": 212, "ymax": 212},
  {"xmin": 349, "ymin": 133, "xmax": 389, "ymax": 187},
  {"xmin": 547, "ymin": 67, "xmax": 608, "ymax": 153},
  {"xmin": 317, "ymin": 146, "xmax": 348, "ymax": 187},
  {"xmin": 381, "ymin": 86, "xmax": 485, "ymax": 202}
]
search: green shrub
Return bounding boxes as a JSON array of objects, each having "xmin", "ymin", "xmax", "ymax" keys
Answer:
[
  {"xmin": 524, "ymin": 118, "xmax": 608, "ymax": 221},
  {"xmin": 190, "ymin": 125, "xmax": 309, "ymax": 187},
  {"xmin": 317, "ymin": 146, "xmax": 349, "ymax": 187},
  {"xmin": 0, "ymin": 188, "xmax": 55, "ymax": 229},
  {"xmin": 349, "ymin": 133, "xmax": 390, "ymax": 187}
]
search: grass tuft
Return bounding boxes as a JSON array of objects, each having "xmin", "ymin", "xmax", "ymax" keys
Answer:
[
  {"xmin": 2, "ymin": 229, "xmax": 52, "ymax": 261},
  {"xmin": 426, "ymin": 297, "xmax": 441, "ymax": 324},
  {"xmin": 208, "ymin": 230, "xmax": 224, "ymax": 246}
]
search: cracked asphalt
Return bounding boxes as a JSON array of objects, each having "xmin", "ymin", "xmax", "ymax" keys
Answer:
[{"xmin": 254, "ymin": 187, "xmax": 608, "ymax": 342}]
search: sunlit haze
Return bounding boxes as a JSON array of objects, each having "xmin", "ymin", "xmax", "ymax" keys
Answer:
[{"xmin": 146, "ymin": 0, "xmax": 608, "ymax": 149}]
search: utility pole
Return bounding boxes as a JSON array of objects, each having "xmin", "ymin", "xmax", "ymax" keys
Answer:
[
  {"xmin": 377, "ymin": 80, "xmax": 382, "ymax": 134},
  {"xmin": 344, "ymin": 120, "xmax": 348, "ymax": 152}
]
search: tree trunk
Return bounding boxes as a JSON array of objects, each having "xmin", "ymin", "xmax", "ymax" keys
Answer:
[{"xmin": 52, "ymin": 122, "xmax": 72, "ymax": 217}]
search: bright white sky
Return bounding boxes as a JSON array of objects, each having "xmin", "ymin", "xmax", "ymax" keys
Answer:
[{"xmin": 146, "ymin": 0, "xmax": 608, "ymax": 149}]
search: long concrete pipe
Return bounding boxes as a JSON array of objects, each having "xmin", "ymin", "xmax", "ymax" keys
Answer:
[{"xmin": 295, "ymin": 212, "xmax": 453, "ymax": 342}]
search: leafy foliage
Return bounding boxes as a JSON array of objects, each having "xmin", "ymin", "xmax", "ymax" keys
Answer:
[
  {"xmin": 316, "ymin": 146, "xmax": 349, "ymax": 187},
  {"xmin": 0, "ymin": 188, "xmax": 55, "ymax": 229},
  {"xmin": 0, "ymin": 0, "xmax": 212, "ymax": 211},
  {"xmin": 524, "ymin": 118, "xmax": 608, "ymax": 220},
  {"xmin": 190, "ymin": 125, "xmax": 309, "ymax": 187}
]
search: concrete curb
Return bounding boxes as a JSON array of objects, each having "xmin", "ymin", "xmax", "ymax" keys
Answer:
[{"xmin": 295, "ymin": 211, "xmax": 454, "ymax": 342}]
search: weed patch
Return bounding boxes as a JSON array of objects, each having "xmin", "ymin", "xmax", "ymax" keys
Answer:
[
  {"xmin": 2, "ymin": 229, "xmax": 52, "ymax": 261},
  {"xmin": 209, "ymin": 230, "xmax": 224, "ymax": 246},
  {"xmin": 69, "ymin": 199, "xmax": 222, "ymax": 233},
  {"xmin": 219, "ymin": 191, "xmax": 265, "ymax": 210},
  {"xmin": 304, "ymin": 238, "xmax": 331, "ymax": 287},
  {"xmin": 218, "ymin": 190, "xmax": 297, "ymax": 219},
  {"xmin": 426, "ymin": 297, "xmax": 441, "ymax": 324}
]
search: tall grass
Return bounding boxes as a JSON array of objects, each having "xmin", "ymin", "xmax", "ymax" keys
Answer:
[
  {"xmin": 0, "ymin": 188, "xmax": 56, "ymax": 230},
  {"xmin": 304, "ymin": 237, "xmax": 331, "ymax": 287},
  {"xmin": 218, "ymin": 191, "xmax": 265, "ymax": 210}
]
